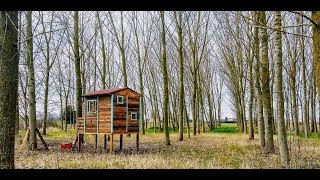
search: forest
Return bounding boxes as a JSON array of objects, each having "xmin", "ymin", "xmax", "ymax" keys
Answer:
[{"xmin": 0, "ymin": 11, "xmax": 320, "ymax": 169}]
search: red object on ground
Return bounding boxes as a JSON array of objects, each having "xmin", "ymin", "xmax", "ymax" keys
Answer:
[{"xmin": 60, "ymin": 143, "xmax": 72, "ymax": 149}]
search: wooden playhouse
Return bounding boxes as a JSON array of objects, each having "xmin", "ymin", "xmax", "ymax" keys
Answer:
[{"xmin": 74, "ymin": 87, "xmax": 141, "ymax": 153}]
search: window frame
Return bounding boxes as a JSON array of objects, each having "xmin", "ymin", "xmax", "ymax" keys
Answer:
[
  {"xmin": 117, "ymin": 95, "xmax": 124, "ymax": 104},
  {"xmin": 131, "ymin": 112, "xmax": 138, "ymax": 120},
  {"xmin": 86, "ymin": 99, "xmax": 97, "ymax": 114}
]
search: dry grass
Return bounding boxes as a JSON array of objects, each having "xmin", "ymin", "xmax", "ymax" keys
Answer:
[{"xmin": 14, "ymin": 125, "xmax": 320, "ymax": 169}]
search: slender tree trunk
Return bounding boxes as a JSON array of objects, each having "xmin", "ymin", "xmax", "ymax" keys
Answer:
[
  {"xmin": 312, "ymin": 11, "xmax": 320, "ymax": 133},
  {"xmin": 41, "ymin": 12, "xmax": 54, "ymax": 136},
  {"xmin": 274, "ymin": 11, "xmax": 289, "ymax": 166},
  {"xmin": 217, "ymin": 86, "xmax": 222, "ymax": 127},
  {"xmin": 312, "ymin": 71, "xmax": 317, "ymax": 132},
  {"xmin": 74, "ymin": 11, "xmax": 82, "ymax": 121},
  {"xmin": 0, "ymin": 11, "xmax": 19, "ymax": 169},
  {"xmin": 26, "ymin": 11, "xmax": 37, "ymax": 151},
  {"xmin": 254, "ymin": 12, "xmax": 265, "ymax": 147},
  {"xmin": 197, "ymin": 78, "xmax": 201, "ymax": 134},
  {"xmin": 200, "ymin": 89, "xmax": 205, "ymax": 133},
  {"xmin": 97, "ymin": 12, "xmax": 107, "ymax": 89},
  {"xmin": 260, "ymin": 11, "xmax": 274, "ymax": 153},
  {"xmin": 93, "ymin": 18, "xmax": 97, "ymax": 91},
  {"xmin": 120, "ymin": 12, "xmax": 127, "ymax": 87},
  {"xmin": 310, "ymin": 78, "xmax": 315, "ymax": 132},
  {"xmin": 248, "ymin": 13, "xmax": 254, "ymax": 140},
  {"xmin": 312, "ymin": 11, "xmax": 320, "ymax": 113},
  {"xmin": 174, "ymin": 11, "xmax": 184, "ymax": 141},
  {"xmin": 192, "ymin": 68, "xmax": 197, "ymax": 136},
  {"xmin": 160, "ymin": 11, "xmax": 170, "ymax": 145},
  {"xmin": 43, "ymin": 58, "xmax": 49, "ymax": 135},
  {"xmin": 132, "ymin": 13, "xmax": 145, "ymax": 135},
  {"xmin": 97, "ymin": 12, "xmax": 109, "ymax": 141},
  {"xmin": 297, "ymin": 16, "xmax": 309, "ymax": 135},
  {"xmin": 207, "ymin": 88, "xmax": 214, "ymax": 130},
  {"xmin": 184, "ymin": 100, "xmax": 190, "ymax": 138}
]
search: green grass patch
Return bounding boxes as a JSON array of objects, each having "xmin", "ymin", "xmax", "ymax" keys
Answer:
[
  {"xmin": 146, "ymin": 127, "xmax": 177, "ymax": 134},
  {"xmin": 298, "ymin": 132, "xmax": 320, "ymax": 139},
  {"xmin": 209, "ymin": 123, "xmax": 240, "ymax": 134}
]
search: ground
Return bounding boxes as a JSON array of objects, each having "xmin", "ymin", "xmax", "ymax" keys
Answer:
[{"xmin": 15, "ymin": 123, "xmax": 320, "ymax": 168}]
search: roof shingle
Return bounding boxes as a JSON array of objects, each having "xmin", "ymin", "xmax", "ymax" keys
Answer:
[{"xmin": 82, "ymin": 88, "xmax": 125, "ymax": 97}]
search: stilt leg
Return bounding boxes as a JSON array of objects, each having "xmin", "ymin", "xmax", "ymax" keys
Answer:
[
  {"xmin": 94, "ymin": 134, "xmax": 98, "ymax": 152},
  {"xmin": 110, "ymin": 133, "xmax": 114, "ymax": 154},
  {"xmin": 72, "ymin": 134, "xmax": 78, "ymax": 151},
  {"xmin": 136, "ymin": 133, "xmax": 139, "ymax": 152},
  {"xmin": 103, "ymin": 134, "xmax": 107, "ymax": 149},
  {"xmin": 119, "ymin": 134, "xmax": 123, "ymax": 150},
  {"xmin": 78, "ymin": 134, "xmax": 81, "ymax": 152}
]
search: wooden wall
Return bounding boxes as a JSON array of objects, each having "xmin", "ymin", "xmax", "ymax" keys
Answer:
[
  {"xmin": 98, "ymin": 96, "xmax": 111, "ymax": 133},
  {"xmin": 113, "ymin": 89, "xmax": 140, "ymax": 134}
]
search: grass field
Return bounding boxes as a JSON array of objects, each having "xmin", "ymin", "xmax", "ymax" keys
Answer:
[{"xmin": 15, "ymin": 123, "xmax": 320, "ymax": 169}]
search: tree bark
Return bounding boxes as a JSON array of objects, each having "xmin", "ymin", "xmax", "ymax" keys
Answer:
[
  {"xmin": 248, "ymin": 12, "xmax": 254, "ymax": 140},
  {"xmin": 254, "ymin": 11, "xmax": 265, "ymax": 147},
  {"xmin": 260, "ymin": 11, "xmax": 274, "ymax": 153},
  {"xmin": 41, "ymin": 12, "xmax": 54, "ymax": 136},
  {"xmin": 74, "ymin": 11, "xmax": 82, "ymax": 120},
  {"xmin": 174, "ymin": 11, "xmax": 184, "ymax": 141},
  {"xmin": 0, "ymin": 11, "xmax": 19, "ymax": 169},
  {"xmin": 160, "ymin": 11, "xmax": 170, "ymax": 145},
  {"xmin": 26, "ymin": 11, "xmax": 37, "ymax": 151},
  {"xmin": 312, "ymin": 11, "xmax": 320, "ymax": 111},
  {"xmin": 96, "ymin": 12, "xmax": 107, "ymax": 89},
  {"xmin": 274, "ymin": 11, "xmax": 289, "ymax": 167}
]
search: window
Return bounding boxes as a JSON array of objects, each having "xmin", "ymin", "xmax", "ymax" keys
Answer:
[
  {"xmin": 87, "ymin": 100, "xmax": 96, "ymax": 114},
  {"xmin": 131, "ymin": 112, "xmax": 138, "ymax": 120},
  {"xmin": 117, "ymin": 95, "xmax": 124, "ymax": 104}
]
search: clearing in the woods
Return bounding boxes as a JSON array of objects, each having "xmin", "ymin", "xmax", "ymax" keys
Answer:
[{"xmin": 15, "ymin": 123, "xmax": 320, "ymax": 169}]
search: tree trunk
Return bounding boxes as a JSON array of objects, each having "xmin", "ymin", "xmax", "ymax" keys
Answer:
[
  {"xmin": 184, "ymin": 100, "xmax": 190, "ymax": 139},
  {"xmin": 274, "ymin": 11, "xmax": 289, "ymax": 166},
  {"xmin": 74, "ymin": 11, "xmax": 82, "ymax": 119},
  {"xmin": 312, "ymin": 11, "xmax": 320, "ymax": 113},
  {"xmin": 160, "ymin": 11, "xmax": 170, "ymax": 145},
  {"xmin": 97, "ymin": 12, "xmax": 107, "ymax": 90},
  {"xmin": 120, "ymin": 12, "xmax": 127, "ymax": 87},
  {"xmin": 43, "ymin": 59, "xmax": 49, "ymax": 135},
  {"xmin": 260, "ymin": 11, "xmax": 274, "ymax": 153},
  {"xmin": 132, "ymin": 13, "xmax": 145, "ymax": 135},
  {"xmin": 26, "ymin": 11, "xmax": 37, "ymax": 151},
  {"xmin": 174, "ymin": 11, "xmax": 184, "ymax": 141},
  {"xmin": 0, "ymin": 11, "xmax": 19, "ymax": 169},
  {"xmin": 248, "ymin": 13, "xmax": 254, "ymax": 140},
  {"xmin": 207, "ymin": 88, "xmax": 214, "ymax": 130},
  {"xmin": 254, "ymin": 11, "xmax": 265, "ymax": 147}
]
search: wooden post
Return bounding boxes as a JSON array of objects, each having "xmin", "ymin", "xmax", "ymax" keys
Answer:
[
  {"xmin": 72, "ymin": 135, "xmax": 78, "ymax": 151},
  {"xmin": 78, "ymin": 134, "xmax": 81, "ymax": 152},
  {"xmin": 35, "ymin": 128, "xmax": 49, "ymax": 150},
  {"xmin": 94, "ymin": 134, "xmax": 98, "ymax": 152},
  {"xmin": 119, "ymin": 134, "xmax": 123, "ymax": 150},
  {"xmin": 103, "ymin": 134, "xmax": 107, "ymax": 149},
  {"xmin": 136, "ymin": 133, "xmax": 139, "ymax": 152},
  {"xmin": 110, "ymin": 133, "xmax": 114, "ymax": 154}
]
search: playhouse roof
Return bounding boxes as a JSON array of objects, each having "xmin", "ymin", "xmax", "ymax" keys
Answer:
[{"xmin": 82, "ymin": 87, "xmax": 140, "ymax": 97}]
